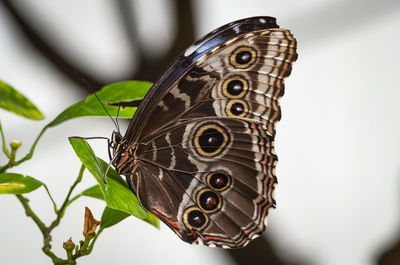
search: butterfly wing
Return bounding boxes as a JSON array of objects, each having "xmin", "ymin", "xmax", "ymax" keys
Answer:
[
  {"xmin": 118, "ymin": 16, "xmax": 297, "ymax": 248},
  {"xmin": 133, "ymin": 117, "xmax": 277, "ymax": 248},
  {"xmin": 124, "ymin": 16, "xmax": 286, "ymax": 142}
]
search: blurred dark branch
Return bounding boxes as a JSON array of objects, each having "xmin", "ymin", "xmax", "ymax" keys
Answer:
[
  {"xmin": 378, "ymin": 238, "xmax": 400, "ymax": 265},
  {"xmin": 116, "ymin": 0, "xmax": 195, "ymax": 82},
  {"xmin": 1, "ymin": 0, "xmax": 104, "ymax": 91},
  {"xmin": 0, "ymin": 0, "xmax": 197, "ymax": 94}
]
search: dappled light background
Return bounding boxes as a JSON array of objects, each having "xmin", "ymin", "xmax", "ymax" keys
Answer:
[{"xmin": 1, "ymin": 0, "xmax": 400, "ymax": 264}]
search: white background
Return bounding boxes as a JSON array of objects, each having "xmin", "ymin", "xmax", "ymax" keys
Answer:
[{"xmin": 0, "ymin": 0, "xmax": 399, "ymax": 264}]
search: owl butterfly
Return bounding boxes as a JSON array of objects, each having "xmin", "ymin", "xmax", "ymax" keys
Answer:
[{"xmin": 110, "ymin": 16, "xmax": 297, "ymax": 248}]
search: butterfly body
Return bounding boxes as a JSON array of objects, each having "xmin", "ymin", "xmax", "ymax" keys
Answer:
[{"xmin": 111, "ymin": 16, "xmax": 297, "ymax": 248}]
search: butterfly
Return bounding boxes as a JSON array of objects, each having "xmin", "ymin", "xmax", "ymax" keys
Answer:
[{"xmin": 109, "ymin": 16, "xmax": 297, "ymax": 248}]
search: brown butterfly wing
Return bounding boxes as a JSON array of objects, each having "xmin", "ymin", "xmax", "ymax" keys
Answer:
[
  {"xmin": 115, "ymin": 17, "xmax": 297, "ymax": 248},
  {"xmin": 133, "ymin": 118, "xmax": 277, "ymax": 247}
]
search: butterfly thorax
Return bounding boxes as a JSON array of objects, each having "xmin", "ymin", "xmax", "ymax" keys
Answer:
[{"xmin": 110, "ymin": 131, "xmax": 138, "ymax": 175}]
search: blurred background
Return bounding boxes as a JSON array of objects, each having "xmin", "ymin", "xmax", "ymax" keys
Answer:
[{"xmin": 1, "ymin": 0, "xmax": 400, "ymax": 264}]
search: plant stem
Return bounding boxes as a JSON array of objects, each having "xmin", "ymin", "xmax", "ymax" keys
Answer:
[
  {"xmin": 0, "ymin": 121, "xmax": 11, "ymax": 158},
  {"xmin": 48, "ymin": 165, "xmax": 85, "ymax": 231},
  {"xmin": 16, "ymin": 194, "xmax": 46, "ymax": 233},
  {"xmin": 15, "ymin": 194, "xmax": 68, "ymax": 263},
  {"xmin": 0, "ymin": 125, "xmax": 48, "ymax": 172},
  {"xmin": 43, "ymin": 184, "xmax": 58, "ymax": 213},
  {"xmin": 72, "ymin": 229, "xmax": 102, "ymax": 259},
  {"xmin": 66, "ymin": 193, "xmax": 82, "ymax": 207},
  {"xmin": 0, "ymin": 139, "xmax": 21, "ymax": 173},
  {"xmin": 15, "ymin": 125, "xmax": 48, "ymax": 165},
  {"xmin": 15, "ymin": 165, "xmax": 100, "ymax": 264},
  {"xmin": 87, "ymin": 228, "xmax": 103, "ymax": 253},
  {"xmin": 0, "ymin": 161, "xmax": 10, "ymax": 173},
  {"xmin": 42, "ymin": 236, "xmax": 68, "ymax": 264}
]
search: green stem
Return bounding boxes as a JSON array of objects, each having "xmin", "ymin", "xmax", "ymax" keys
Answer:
[
  {"xmin": 15, "ymin": 166, "xmax": 91, "ymax": 265},
  {"xmin": 72, "ymin": 228, "xmax": 103, "ymax": 260},
  {"xmin": 80, "ymin": 236, "xmax": 92, "ymax": 254},
  {"xmin": 63, "ymin": 245, "xmax": 74, "ymax": 265},
  {"xmin": 48, "ymin": 165, "xmax": 85, "ymax": 231},
  {"xmin": 15, "ymin": 125, "xmax": 48, "ymax": 165},
  {"xmin": 16, "ymin": 193, "xmax": 67, "ymax": 264},
  {"xmin": 87, "ymin": 228, "xmax": 103, "ymax": 253},
  {"xmin": 43, "ymin": 184, "xmax": 58, "ymax": 213},
  {"xmin": 42, "ymin": 236, "xmax": 68, "ymax": 265},
  {"xmin": 66, "ymin": 194, "xmax": 83, "ymax": 207},
  {"xmin": 16, "ymin": 194, "xmax": 46, "ymax": 233},
  {"xmin": 0, "ymin": 160, "xmax": 10, "ymax": 173},
  {"xmin": 0, "ymin": 138, "xmax": 21, "ymax": 173},
  {"xmin": 15, "ymin": 194, "xmax": 68, "ymax": 264},
  {"xmin": 8, "ymin": 122, "xmax": 104, "ymax": 263},
  {"xmin": 0, "ymin": 125, "xmax": 48, "ymax": 172},
  {"xmin": 0, "ymin": 121, "xmax": 10, "ymax": 158}
]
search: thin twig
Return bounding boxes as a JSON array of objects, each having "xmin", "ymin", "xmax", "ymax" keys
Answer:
[
  {"xmin": 87, "ymin": 228, "xmax": 104, "ymax": 254},
  {"xmin": 66, "ymin": 194, "xmax": 83, "ymax": 207},
  {"xmin": 0, "ymin": 121, "xmax": 11, "ymax": 158},
  {"xmin": 15, "ymin": 125, "xmax": 48, "ymax": 165},
  {"xmin": 1, "ymin": 0, "xmax": 104, "ymax": 90},
  {"xmin": 16, "ymin": 193, "xmax": 69, "ymax": 264},
  {"xmin": 1, "ymin": 125, "xmax": 49, "ymax": 172},
  {"xmin": 72, "ymin": 228, "xmax": 103, "ymax": 260},
  {"xmin": 16, "ymin": 194, "xmax": 46, "ymax": 232},
  {"xmin": 48, "ymin": 165, "xmax": 85, "ymax": 231},
  {"xmin": 43, "ymin": 184, "xmax": 58, "ymax": 213},
  {"xmin": 42, "ymin": 233, "xmax": 69, "ymax": 265},
  {"xmin": 0, "ymin": 160, "xmax": 11, "ymax": 173}
]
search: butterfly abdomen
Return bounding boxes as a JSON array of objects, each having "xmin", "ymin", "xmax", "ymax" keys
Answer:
[{"xmin": 114, "ymin": 145, "xmax": 138, "ymax": 174}]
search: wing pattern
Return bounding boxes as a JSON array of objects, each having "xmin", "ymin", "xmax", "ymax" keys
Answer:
[{"xmin": 113, "ymin": 16, "xmax": 297, "ymax": 248}]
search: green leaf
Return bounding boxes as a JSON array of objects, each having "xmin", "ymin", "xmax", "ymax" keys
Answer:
[
  {"xmin": 48, "ymin": 81, "xmax": 151, "ymax": 127},
  {"xmin": 69, "ymin": 138, "xmax": 159, "ymax": 228},
  {"xmin": 0, "ymin": 173, "xmax": 43, "ymax": 194},
  {"xmin": 69, "ymin": 138, "xmax": 148, "ymax": 219},
  {"xmin": 100, "ymin": 207, "xmax": 130, "ymax": 229},
  {"xmin": 84, "ymin": 185, "xmax": 160, "ymax": 229},
  {"xmin": 6, "ymin": 81, "xmax": 151, "ymax": 169},
  {"xmin": 0, "ymin": 80, "xmax": 44, "ymax": 120},
  {"xmin": 81, "ymin": 185, "xmax": 103, "ymax": 200},
  {"xmin": 144, "ymin": 212, "xmax": 160, "ymax": 229}
]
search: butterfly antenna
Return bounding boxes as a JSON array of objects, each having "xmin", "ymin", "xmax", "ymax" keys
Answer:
[
  {"xmin": 81, "ymin": 79, "xmax": 119, "ymax": 131},
  {"xmin": 92, "ymin": 91, "xmax": 120, "ymax": 131},
  {"xmin": 115, "ymin": 105, "xmax": 121, "ymax": 133}
]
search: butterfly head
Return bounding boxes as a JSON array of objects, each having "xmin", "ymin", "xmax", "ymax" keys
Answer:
[
  {"xmin": 110, "ymin": 130, "xmax": 125, "ymax": 156},
  {"xmin": 111, "ymin": 130, "xmax": 122, "ymax": 146},
  {"xmin": 109, "ymin": 130, "xmax": 138, "ymax": 175}
]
